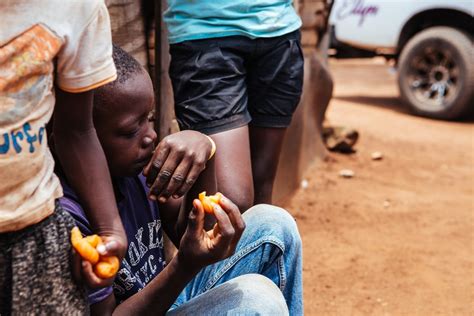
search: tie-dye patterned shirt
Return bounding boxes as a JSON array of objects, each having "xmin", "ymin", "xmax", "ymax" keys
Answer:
[{"xmin": 0, "ymin": 0, "xmax": 117, "ymax": 232}]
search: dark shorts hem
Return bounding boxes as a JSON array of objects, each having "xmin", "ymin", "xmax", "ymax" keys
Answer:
[
  {"xmin": 181, "ymin": 112, "xmax": 252, "ymax": 135},
  {"xmin": 249, "ymin": 114, "xmax": 293, "ymax": 129},
  {"xmin": 170, "ymin": 30, "xmax": 303, "ymax": 135}
]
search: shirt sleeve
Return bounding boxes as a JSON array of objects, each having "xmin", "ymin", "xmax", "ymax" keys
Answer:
[
  {"xmin": 58, "ymin": 195, "xmax": 114, "ymax": 305},
  {"xmin": 55, "ymin": 1, "xmax": 117, "ymax": 93}
]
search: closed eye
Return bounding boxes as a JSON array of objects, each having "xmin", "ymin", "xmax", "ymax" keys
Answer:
[{"xmin": 119, "ymin": 128, "xmax": 140, "ymax": 138}]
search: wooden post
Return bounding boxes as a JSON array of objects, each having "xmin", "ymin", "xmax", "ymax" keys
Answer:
[
  {"xmin": 154, "ymin": 0, "xmax": 179, "ymax": 261},
  {"xmin": 154, "ymin": 0, "xmax": 175, "ymax": 140}
]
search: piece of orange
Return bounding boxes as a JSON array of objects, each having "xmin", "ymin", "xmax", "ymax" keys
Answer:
[
  {"xmin": 198, "ymin": 191, "xmax": 222, "ymax": 213},
  {"xmin": 71, "ymin": 227, "xmax": 99, "ymax": 264},
  {"xmin": 94, "ymin": 256, "xmax": 120, "ymax": 279},
  {"xmin": 71, "ymin": 227, "xmax": 120, "ymax": 279}
]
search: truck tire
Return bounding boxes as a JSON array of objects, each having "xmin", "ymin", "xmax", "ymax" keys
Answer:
[{"xmin": 398, "ymin": 26, "xmax": 473, "ymax": 120}]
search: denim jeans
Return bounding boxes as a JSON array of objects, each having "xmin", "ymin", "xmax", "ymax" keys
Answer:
[{"xmin": 168, "ymin": 204, "xmax": 303, "ymax": 315}]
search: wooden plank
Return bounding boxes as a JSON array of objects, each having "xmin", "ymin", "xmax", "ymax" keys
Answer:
[{"xmin": 154, "ymin": 0, "xmax": 175, "ymax": 140}]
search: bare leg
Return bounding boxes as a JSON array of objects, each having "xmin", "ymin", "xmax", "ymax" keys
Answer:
[
  {"xmin": 249, "ymin": 126, "xmax": 287, "ymax": 205},
  {"xmin": 210, "ymin": 126, "xmax": 254, "ymax": 212}
]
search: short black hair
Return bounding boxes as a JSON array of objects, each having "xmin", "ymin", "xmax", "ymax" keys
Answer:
[
  {"xmin": 110, "ymin": 44, "xmax": 143, "ymax": 85},
  {"xmin": 94, "ymin": 44, "xmax": 143, "ymax": 111}
]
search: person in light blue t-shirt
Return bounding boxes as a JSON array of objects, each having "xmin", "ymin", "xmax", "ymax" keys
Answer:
[
  {"xmin": 145, "ymin": 1, "xmax": 304, "ymax": 213},
  {"xmin": 164, "ymin": 1, "xmax": 302, "ymax": 44}
]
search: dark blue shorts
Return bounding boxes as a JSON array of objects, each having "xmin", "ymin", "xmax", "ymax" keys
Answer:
[{"xmin": 169, "ymin": 30, "xmax": 304, "ymax": 134}]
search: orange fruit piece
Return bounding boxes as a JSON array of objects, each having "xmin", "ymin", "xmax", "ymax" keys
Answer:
[
  {"xmin": 198, "ymin": 191, "xmax": 222, "ymax": 213},
  {"xmin": 71, "ymin": 227, "xmax": 99, "ymax": 264},
  {"xmin": 94, "ymin": 256, "xmax": 120, "ymax": 279},
  {"xmin": 71, "ymin": 227, "xmax": 120, "ymax": 279},
  {"xmin": 84, "ymin": 234, "xmax": 101, "ymax": 248}
]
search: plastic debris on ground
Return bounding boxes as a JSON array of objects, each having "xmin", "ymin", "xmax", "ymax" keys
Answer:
[
  {"xmin": 371, "ymin": 151, "xmax": 383, "ymax": 160},
  {"xmin": 339, "ymin": 169, "xmax": 355, "ymax": 178}
]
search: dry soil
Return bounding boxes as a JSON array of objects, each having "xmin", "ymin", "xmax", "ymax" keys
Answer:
[{"xmin": 286, "ymin": 58, "xmax": 474, "ymax": 315}]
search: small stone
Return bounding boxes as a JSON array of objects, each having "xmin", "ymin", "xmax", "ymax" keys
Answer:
[
  {"xmin": 388, "ymin": 67, "xmax": 397, "ymax": 75},
  {"xmin": 339, "ymin": 169, "xmax": 355, "ymax": 178},
  {"xmin": 371, "ymin": 151, "xmax": 383, "ymax": 160},
  {"xmin": 383, "ymin": 200, "xmax": 391, "ymax": 208},
  {"xmin": 301, "ymin": 179, "xmax": 309, "ymax": 189}
]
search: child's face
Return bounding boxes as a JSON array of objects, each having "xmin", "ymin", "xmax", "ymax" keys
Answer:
[{"xmin": 95, "ymin": 70, "xmax": 157, "ymax": 177}]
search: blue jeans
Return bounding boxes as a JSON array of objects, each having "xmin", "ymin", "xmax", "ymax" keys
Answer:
[{"xmin": 168, "ymin": 204, "xmax": 303, "ymax": 315}]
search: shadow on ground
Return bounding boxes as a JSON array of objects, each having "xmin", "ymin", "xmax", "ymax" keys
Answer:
[
  {"xmin": 334, "ymin": 95, "xmax": 408, "ymax": 114},
  {"xmin": 335, "ymin": 95, "xmax": 474, "ymax": 123}
]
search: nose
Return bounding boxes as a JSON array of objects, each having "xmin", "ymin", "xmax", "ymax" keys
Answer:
[{"xmin": 142, "ymin": 126, "xmax": 157, "ymax": 148}]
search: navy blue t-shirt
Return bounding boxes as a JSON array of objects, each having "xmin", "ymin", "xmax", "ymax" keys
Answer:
[{"xmin": 59, "ymin": 175, "xmax": 167, "ymax": 305}]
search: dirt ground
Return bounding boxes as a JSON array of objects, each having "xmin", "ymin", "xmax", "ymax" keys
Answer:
[{"xmin": 285, "ymin": 58, "xmax": 473, "ymax": 315}]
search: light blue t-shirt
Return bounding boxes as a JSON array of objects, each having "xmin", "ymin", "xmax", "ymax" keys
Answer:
[{"xmin": 164, "ymin": 0, "xmax": 302, "ymax": 44}]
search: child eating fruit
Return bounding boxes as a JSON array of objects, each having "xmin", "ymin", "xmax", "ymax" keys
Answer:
[{"xmin": 57, "ymin": 45, "xmax": 303, "ymax": 315}]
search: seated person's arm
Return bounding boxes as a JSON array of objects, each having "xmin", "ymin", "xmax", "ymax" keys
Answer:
[
  {"xmin": 60, "ymin": 193, "xmax": 198, "ymax": 316},
  {"xmin": 96, "ymin": 198, "xmax": 243, "ymax": 316},
  {"xmin": 54, "ymin": 89, "xmax": 127, "ymax": 269},
  {"xmin": 91, "ymin": 251, "xmax": 200, "ymax": 316},
  {"xmin": 62, "ymin": 180, "xmax": 243, "ymax": 316},
  {"xmin": 156, "ymin": 195, "xmax": 182, "ymax": 246}
]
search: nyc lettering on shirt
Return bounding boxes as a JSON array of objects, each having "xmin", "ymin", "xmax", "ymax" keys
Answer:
[{"xmin": 113, "ymin": 219, "xmax": 166, "ymax": 297}]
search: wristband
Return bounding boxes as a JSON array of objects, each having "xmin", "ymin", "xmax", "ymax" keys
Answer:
[{"xmin": 205, "ymin": 135, "xmax": 216, "ymax": 160}]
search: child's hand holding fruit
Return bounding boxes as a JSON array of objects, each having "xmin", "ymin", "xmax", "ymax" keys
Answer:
[
  {"xmin": 71, "ymin": 227, "xmax": 120, "ymax": 288},
  {"xmin": 177, "ymin": 192, "xmax": 246, "ymax": 273}
]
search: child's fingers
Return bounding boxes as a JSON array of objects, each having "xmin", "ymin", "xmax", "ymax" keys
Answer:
[
  {"xmin": 96, "ymin": 239, "xmax": 118, "ymax": 257},
  {"xmin": 174, "ymin": 163, "xmax": 205, "ymax": 198},
  {"xmin": 148, "ymin": 154, "xmax": 181, "ymax": 202},
  {"xmin": 186, "ymin": 199, "xmax": 205, "ymax": 236},
  {"xmin": 81, "ymin": 261, "xmax": 102, "ymax": 286},
  {"xmin": 144, "ymin": 142, "xmax": 170, "ymax": 179},
  {"xmin": 211, "ymin": 206, "xmax": 235, "ymax": 256},
  {"xmin": 157, "ymin": 159, "xmax": 192, "ymax": 202},
  {"xmin": 81, "ymin": 260, "xmax": 115, "ymax": 288},
  {"xmin": 215, "ymin": 194, "xmax": 245, "ymax": 254}
]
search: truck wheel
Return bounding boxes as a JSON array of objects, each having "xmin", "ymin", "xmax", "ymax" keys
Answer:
[{"xmin": 398, "ymin": 26, "xmax": 473, "ymax": 120}]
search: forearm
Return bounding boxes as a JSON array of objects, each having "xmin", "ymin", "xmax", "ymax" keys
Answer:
[
  {"xmin": 112, "ymin": 255, "xmax": 200, "ymax": 315},
  {"xmin": 53, "ymin": 88, "xmax": 125, "ymax": 239},
  {"xmin": 55, "ymin": 128, "xmax": 124, "ymax": 236},
  {"xmin": 159, "ymin": 197, "xmax": 183, "ymax": 247}
]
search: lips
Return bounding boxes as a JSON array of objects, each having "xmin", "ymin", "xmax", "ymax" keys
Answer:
[{"xmin": 135, "ymin": 152, "xmax": 153, "ymax": 168}]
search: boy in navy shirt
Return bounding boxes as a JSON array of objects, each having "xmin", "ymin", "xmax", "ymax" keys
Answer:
[{"xmin": 58, "ymin": 46, "xmax": 303, "ymax": 315}]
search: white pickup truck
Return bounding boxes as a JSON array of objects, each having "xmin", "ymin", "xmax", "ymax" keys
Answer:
[{"xmin": 329, "ymin": 0, "xmax": 473, "ymax": 120}]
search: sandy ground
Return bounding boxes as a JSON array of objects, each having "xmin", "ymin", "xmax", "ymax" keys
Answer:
[{"xmin": 285, "ymin": 59, "xmax": 474, "ymax": 315}]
